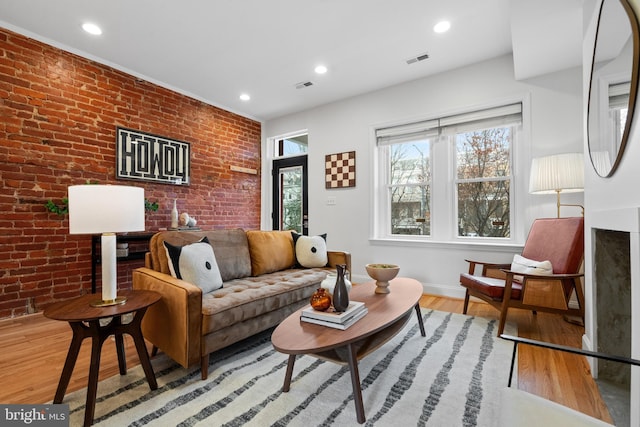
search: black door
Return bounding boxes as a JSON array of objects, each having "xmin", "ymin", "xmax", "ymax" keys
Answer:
[{"xmin": 272, "ymin": 156, "xmax": 308, "ymax": 234}]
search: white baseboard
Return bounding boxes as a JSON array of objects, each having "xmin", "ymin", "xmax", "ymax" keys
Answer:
[
  {"xmin": 582, "ymin": 333, "xmax": 597, "ymax": 378},
  {"xmin": 582, "ymin": 333, "xmax": 593, "ymax": 351},
  {"xmin": 422, "ymin": 282, "xmax": 467, "ymax": 299},
  {"xmin": 350, "ymin": 274, "xmax": 371, "ymax": 284},
  {"xmin": 352, "ymin": 275, "xmax": 466, "ymax": 300}
]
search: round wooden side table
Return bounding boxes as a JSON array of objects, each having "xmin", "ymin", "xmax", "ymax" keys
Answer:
[{"xmin": 44, "ymin": 289, "xmax": 161, "ymax": 427}]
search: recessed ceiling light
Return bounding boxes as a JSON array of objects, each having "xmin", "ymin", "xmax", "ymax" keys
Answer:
[
  {"xmin": 239, "ymin": 93, "xmax": 251, "ymax": 101},
  {"xmin": 314, "ymin": 65, "xmax": 328, "ymax": 75},
  {"xmin": 434, "ymin": 20, "xmax": 451, "ymax": 34},
  {"xmin": 82, "ymin": 22, "xmax": 102, "ymax": 35}
]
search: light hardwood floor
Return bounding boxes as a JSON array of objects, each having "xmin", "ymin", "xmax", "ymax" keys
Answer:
[{"xmin": 0, "ymin": 295, "xmax": 613, "ymax": 423}]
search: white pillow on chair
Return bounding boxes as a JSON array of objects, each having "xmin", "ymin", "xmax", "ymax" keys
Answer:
[{"xmin": 510, "ymin": 254, "xmax": 553, "ymax": 282}]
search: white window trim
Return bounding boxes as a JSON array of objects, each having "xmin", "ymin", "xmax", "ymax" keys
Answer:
[
  {"xmin": 370, "ymin": 95, "xmax": 531, "ymax": 247},
  {"xmin": 450, "ymin": 125, "xmax": 517, "ymax": 243},
  {"xmin": 376, "ymin": 141, "xmax": 433, "ymax": 238},
  {"xmin": 273, "ymin": 130, "xmax": 309, "ymax": 159},
  {"xmin": 262, "ymin": 129, "xmax": 309, "ymax": 230}
]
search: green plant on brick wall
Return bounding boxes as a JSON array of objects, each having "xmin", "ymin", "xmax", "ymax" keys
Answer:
[
  {"xmin": 45, "ymin": 198, "xmax": 69, "ymax": 215},
  {"xmin": 46, "ymin": 180, "xmax": 96, "ymax": 215},
  {"xmin": 145, "ymin": 199, "xmax": 159, "ymax": 212},
  {"xmin": 45, "ymin": 186, "xmax": 159, "ymax": 216},
  {"xmin": 46, "ymin": 197, "xmax": 160, "ymax": 215}
]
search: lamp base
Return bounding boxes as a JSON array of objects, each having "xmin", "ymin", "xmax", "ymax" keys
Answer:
[{"xmin": 90, "ymin": 296, "xmax": 128, "ymax": 307}]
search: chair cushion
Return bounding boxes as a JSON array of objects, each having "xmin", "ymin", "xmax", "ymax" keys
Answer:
[
  {"xmin": 522, "ymin": 217, "xmax": 584, "ymax": 274},
  {"xmin": 460, "ymin": 273, "xmax": 522, "ymax": 300}
]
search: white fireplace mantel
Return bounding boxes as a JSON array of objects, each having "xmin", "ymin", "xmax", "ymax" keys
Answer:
[
  {"xmin": 587, "ymin": 206, "xmax": 640, "ymax": 426},
  {"xmin": 590, "ymin": 206, "xmax": 640, "ymax": 233}
]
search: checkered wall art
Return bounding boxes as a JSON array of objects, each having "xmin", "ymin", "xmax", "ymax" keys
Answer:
[{"xmin": 325, "ymin": 151, "xmax": 356, "ymax": 189}]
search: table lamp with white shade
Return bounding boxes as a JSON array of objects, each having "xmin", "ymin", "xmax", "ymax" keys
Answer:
[
  {"xmin": 529, "ymin": 153, "xmax": 584, "ymax": 218},
  {"xmin": 68, "ymin": 185, "xmax": 145, "ymax": 306}
]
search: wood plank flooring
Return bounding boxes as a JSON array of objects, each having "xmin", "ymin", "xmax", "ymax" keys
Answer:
[{"xmin": 0, "ymin": 295, "xmax": 613, "ymax": 424}]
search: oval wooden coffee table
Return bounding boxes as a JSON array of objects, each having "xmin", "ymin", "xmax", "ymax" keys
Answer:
[{"xmin": 271, "ymin": 277, "xmax": 425, "ymax": 424}]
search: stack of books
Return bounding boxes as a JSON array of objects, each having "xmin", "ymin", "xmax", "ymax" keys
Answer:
[{"xmin": 300, "ymin": 301, "xmax": 368, "ymax": 330}]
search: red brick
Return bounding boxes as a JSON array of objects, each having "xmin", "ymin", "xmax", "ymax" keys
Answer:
[{"xmin": 0, "ymin": 27, "xmax": 261, "ymax": 319}]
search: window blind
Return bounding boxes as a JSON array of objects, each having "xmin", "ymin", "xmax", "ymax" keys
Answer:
[
  {"xmin": 376, "ymin": 119, "xmax": 439, "ymax": 146},
  {"xmin": 609, "ymin": 81, "xmax": 631, "ymax": 109},
  {"xmin": 376, "ymin": 103, "xmax": 522, "ymax": 145}
]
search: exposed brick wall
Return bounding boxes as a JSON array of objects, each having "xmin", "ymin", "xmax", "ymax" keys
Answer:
[{"xmin": 0, "ymin": 28, "xmax": 262, "ymax": 318}]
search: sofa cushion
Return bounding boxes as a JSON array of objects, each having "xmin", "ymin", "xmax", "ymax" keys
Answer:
[
  {"xmin": 204, "ymin": 229, "xmax": 252, "ymax": 281},
  {"xmin": 246, "ymin": 230, "xmax": 296, "ymax": 276},
  {"xmin": 201, "ymin": 267, "xmax": 330, "ymax": 334},
  {"xmin": 292, "ymin": 232, "xmax": 328, "ymax": 268},
  {"xmin": 164, "ymin": 237, "xmax": 223, "ymax": 294},
  {"xmin": 149, "ymin": 229, "xmax": 251, "ymax": 281}
]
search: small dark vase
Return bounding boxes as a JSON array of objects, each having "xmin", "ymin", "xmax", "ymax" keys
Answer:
[{"xmin": 332, "ymin": 264, "xmax": 350, "ymax": 312}]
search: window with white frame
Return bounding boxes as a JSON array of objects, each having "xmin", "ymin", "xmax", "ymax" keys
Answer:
[
  {"xmin": 375, "ymin": 103, "xmax": 522, "ymax": 240},
  {"xmin": 608, "ymin": 81, "xmax": 629, "ymax": 149},
  {"xmin": 376, "ymin": 121, "xmax": 437, "ymax": 236}
]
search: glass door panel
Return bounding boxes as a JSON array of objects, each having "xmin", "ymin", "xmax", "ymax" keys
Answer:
[{"xmin": 272, "ymin": 156, "xmax": 308, "ymax": 234}]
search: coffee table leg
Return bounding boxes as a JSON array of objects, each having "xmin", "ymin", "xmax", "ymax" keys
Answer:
[
  {"xmin": 283, "ymin": 355, "xmax": 296, "ymax": 392},
  {"xmin": 345, "ymin": 343, "xmax": 365, "ymax": 424},
  {"xmin": 414, "ymin": 304, "xmax": 426, "ymax": 337}
]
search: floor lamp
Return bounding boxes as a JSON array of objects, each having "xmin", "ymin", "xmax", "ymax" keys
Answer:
[
  {"xmin": 529, "ymin": 153, "xmax": 584, "ymax": 218},
  {"xmin": 68, "ymin": 185, "xmax": 145, "ymax": 306}
]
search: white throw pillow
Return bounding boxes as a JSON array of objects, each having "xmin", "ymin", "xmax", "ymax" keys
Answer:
[
  {"xmin": 510, "ymin": 254, "xmax": 553, "ymax": 282},
  {"xmin": 163, "ymin": 237, "xmax": 223, "ymax": 293},
  {"xmin": 292, "ymin": 232, "xmax": 328, "ymax": 268}
]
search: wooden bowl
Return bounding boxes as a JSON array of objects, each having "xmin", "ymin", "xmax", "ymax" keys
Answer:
[{"xmin": 365, "ymin": 264, "xmax": 400, "ymax": 294}]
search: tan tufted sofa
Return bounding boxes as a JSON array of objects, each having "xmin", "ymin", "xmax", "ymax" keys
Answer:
[{"xmin": 132, "ymin": 228, "xmax": 351, "ymax": 379}]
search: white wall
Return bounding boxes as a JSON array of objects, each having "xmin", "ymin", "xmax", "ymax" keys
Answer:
[
  {"xmin": 582, "ymin": 1, "xmax": 640, "ymax": 422},
  {"xmin": 263, "ymin": 53, "xmax": 584, "ymax": 298},
  {"xmin": 583, "ymin": 0, "xmax": 640, "ymax": 338}
]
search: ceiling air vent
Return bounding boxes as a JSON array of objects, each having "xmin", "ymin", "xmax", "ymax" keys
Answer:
[
  {"xmin": 295, "ymin": 81, "xmax": 314, "ymax": 89},
  {"xmin": 406, "ymin": 53, "xmax": 430, "ymax": 65}
]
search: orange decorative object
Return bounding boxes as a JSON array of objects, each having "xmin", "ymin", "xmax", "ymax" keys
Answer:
[{"xmin": 310, "ymin": 288, "xmax": 332, "ymax": 311}]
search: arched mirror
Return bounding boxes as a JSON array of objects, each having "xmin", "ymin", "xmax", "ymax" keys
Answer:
[{"xmin": 587, "ymin": 0, "xmax": 640, "ymax": 177}]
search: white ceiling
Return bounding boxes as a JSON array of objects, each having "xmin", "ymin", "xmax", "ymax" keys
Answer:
[
  {"xmin": 510, "ymin": 0, "xmax": 584, "ymax": 80},
  {"xmin": 0, "ymin": 0, "xmax": 583, "ymax": 121}
]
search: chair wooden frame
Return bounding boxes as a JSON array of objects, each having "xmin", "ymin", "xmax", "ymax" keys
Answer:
[
  {"xmin": 460, "ymin": 217, "xmax": 585, "ymax": 336},
  {"xmin": 462, "ymin": 261, "xmax": 585, "ymax": 335}
]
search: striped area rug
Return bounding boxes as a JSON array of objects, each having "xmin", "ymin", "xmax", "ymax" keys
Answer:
[{"xmin": 63, "ymin": 309, "xmax": 516, "ymax": 426}]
